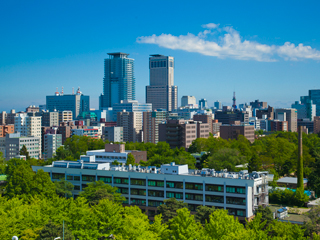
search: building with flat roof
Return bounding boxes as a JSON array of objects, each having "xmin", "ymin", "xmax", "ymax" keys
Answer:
[
  {"xmin": 250, "ymin": 100, "xmax": 267, "ymax": 109},
  {"xmin": 143, "ymin": 109, "xmax": 167, "ymax": 144},
  {"xmin": 117, "ymin": 110, "xmax": 143, "ymax": 143},
  {"xmin": 103, "ymin": 126, "xmax": 123, "ymax": 142},
  {"xmin": 112, "ymin": 100, "xmax": 152, "ymax": 122},
  {"xmin": 32, "ymin": 159, "xmax": 268, "ymax": 220},
  {"xmin": 215, "ymin": 110, "xmax": 249, "ymax": 124},
  {"xmin": 0, "ymin": 124, "xmax": 14, "ymax": 137},
  {"xmin": 291, "ymin": 100, "xmax": 316, "ymax": 121},
  {"xmin": 146, "ymin": 55, "xmax": 177, "ymax": 111},
  {"xmin": 274, "ymin": 108, "xmax": 298, "ymax": 132},
  {"xmin": 220, "ymin": 124, "xmax": 255, "ymax": 143},
  {"xmin": 269, "ymin": 120, "xmax": 288, "ymax": 132},
  {"xmin": 100, "ymin": 53, "xmax": 135, "ymax": 109},
  {"xmin": 255, "ymin": 106, "xmax": 274, "ymax": 120},
  {"xmin": 43, "ymin": 133, "xmax": 62, "ymax": 160},
  {"xmin": 5, "ymin": 133, "xmax": 40, "ymax": 160},
  {"xmin": 181, "ymin": 96, "xmax": 196, "ymax": 107},
  {"xmin": 46, "ymin": 88, "xmax": 89, "ymax": 119},
  {"xmin": 159, "ymin": 120, "xmax": 209, "ymax": 149}
]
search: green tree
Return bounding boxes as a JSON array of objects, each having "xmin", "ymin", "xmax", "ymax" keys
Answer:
[
  {"xmin": 207, "ymin": 148, "xmax": 247, "ymax": 171},
  {"xmin": 254, "ymin": 205, "xmax": 273, "ymax": 226},
  {"xmin": 157, "ymin": 198, "xmax": 188, "ymax": 223},
  {"xmin": 0, "ymin": 151, "xmax": 5, "ymax": 174},
  {"xmin": 19, "ymin": 145, "xmax": 30, "ymax": 159},
  {"xmin": 308, "ymin": 159, "xmax": 320, "ymax": 196},
  {"xmin": 39, "ymin": 220, "xmax": 74, "ymax": 240},
  {"xmin": 303, "ymin": 205, "xmax": 320, "ymax": 236},
  {"xmin": 79, "ymin": 180, "xmax": 125, "ymax": 205},
  {"xmin": 55, "ymin": 178, "xmax": 74, "ymax": 198},
  {"xmin": 126, "ymin": 153, "xmax": 136, "ymax": 165},
  {"xmin": 248, "ymin": 153, "xmax": 261, "ymax": 173},
  {"xmin": 168, "ymin": 208, "xmax": 203, "ymax": 240},
  {"xmin": 194, "ymin": 205, "xmax": 215, "ymax": 225}
]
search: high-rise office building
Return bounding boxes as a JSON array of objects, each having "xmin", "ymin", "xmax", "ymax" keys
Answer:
[
  {"xmin": 117, "ymin": 110, "xmax": 142, "ymax": 143},
  {"xmin": 113, "ymin": 100, "xmax": 152, "ymax": 122},
  {"xmin": 291, "ymin": 100, "xmax": 316, "ymax": 121},
  {"xmin": 146, "ymin": 54, "xmax": 177, "ymax": 111},
  {"xmin": 214, "ymin": 101, "xmax": 222, "ymax": 110},
  {"xmin": 46, "ymin": 88, "xmax": 89, "ymax": 120},
  {"xmin": 100, "ymin": 53, "xmax": 135, "ymax": 109}
]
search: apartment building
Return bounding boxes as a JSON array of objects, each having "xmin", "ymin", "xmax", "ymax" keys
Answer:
[
  {"xmin": 143, "ymin": 110, "xmax": 166, "ymax": 144},
  {"xmin": 0, "ymin": 124, "xmax": 14, "ymax": 137},
  {"xmin": 43, "ymin": 133, "xmax": 62, "ymax": 159},
  {"xmin": 117, "ymin": 110, "xmax": 143, "ymax": 143},
  {"xmin": 220, "ymin": 124, "xmax": 255, "ymax": 143}
]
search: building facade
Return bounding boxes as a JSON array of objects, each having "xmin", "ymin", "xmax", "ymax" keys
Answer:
[
  {"xmin": 112, "ymin": 100, "xmax": 152, "ymax": 122},
  {"xmin": 159, "ymin": 120, "xmax": 209, "ymax": 149},
  {"xmin": 143, "ymin": 110, "xmax": 167, "ymax": 144},
  {"xmin": 291, "ymin": 100, "xmax": 316, "ymax": 121},
  {"xmin": 5, "ymin": 133, "xmax": 40, "ymax": 160},
  {"xmin": 46, "ymin": 89, "xmax": 89, "ymax": 119},
  {"xmin": 220, "ymin": 124, "xmax": 255, "ymax": 143},
  {"xmin": 250, "ymin": 100, "xmax": 267, "ymax": 109},
  {"xmin": 181, "ymin": 96, "xmax": 196, "ymax": 107},
  {"xmin": 43, "ymin": 133, "xmax": 62, "ymax": 159},
  {"xmin": 103, "ymin": 126, "xmax": 124, "ymax": 142},
  {"xmin": 0, "ymin": 124, "xmax": 14, "ymax": 137},
  {"xmin": 117, "ymin": 111, "xmax": 143, "ymax": 143},
  {"xmin": 32, "ymin": 160, "xmax": 268, "ymax": 220},
  {"xmin": 274, "ymin": 108, "xmax": 298, "ymax": 132},
  {"xmin": 100, "ymin": 53, "xmax": 135, "ymax": 109},
  {"xmin": 215, "ymin": 110, "xmax": 249, "ymax": 124},
  {"xmin": 146, "ymin": 55, "xmax": 177, "ymax": 111}
]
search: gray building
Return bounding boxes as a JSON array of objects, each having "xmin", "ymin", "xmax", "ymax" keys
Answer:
[
  {"xmin": 46, "ymin": 88, "xmax": 89, "ymax": 120},
  {"xmin": 103, "ymin": 126, "xmax": 123, "ymax": 142},
  {"xmin": 5, "ymin": 133, "xmax": 40, "ymax": 160},
  {"xmin": 100, "ymin": 53, "xmax": 135, "ymax": 109},
  {"xmin": 36, "ymin": 111, "xmax": 59, "ymax": 127},
  {"xmin": 146, "ymin": 55, "xmax": 178, "ymax": 111},
  {"xmin": 32, "ymin": 160, "xmax": 269, "ymax": 220},
  {"xmin": 214, "ymin": 101, "xmax": 222, "ymax": 110},
  {"xmin": 117, "ymin": 111, "xmax": 143, "ymax": 143},
  {"xmin": 43, "ymin": 133, "xmax": 62, "ymax": 159},
  {"xmin": 199, "ymin": 99, "xmax": 208, "ymax": 109},
  {"xmin": 215, "ymin": 110, "xmax": 249, "ymax": 124}
]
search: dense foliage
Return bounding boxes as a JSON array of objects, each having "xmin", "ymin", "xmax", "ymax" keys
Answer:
[{"xmin": 269, "ymin": 188, "xmax": 309, "ymax": 207}]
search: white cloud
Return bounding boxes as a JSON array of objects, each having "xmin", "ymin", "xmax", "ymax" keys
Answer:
[
  {"xmin": 136, "ymin": 24, "xmax": 320, "ymax": 62},
  {"xmin": 201, "ymin": 23, "xmax": 220, "ymax": 29}
]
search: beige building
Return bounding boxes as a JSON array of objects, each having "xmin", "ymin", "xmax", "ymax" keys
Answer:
[
  {"xmin": 59, "ymin": 111, "xmax": 73, "ymax": 124},
  {"xmin": 14, "ymin": 114, "xmax": 42, "ymax": 156},
  {"xmin": 143, "ymin": 110, "xmax": 166, "ymax": 144},
  {"xmin": 193, "ymin": 113, "xmax": 213, "ymax": 134},
  {"xmin": 220, "ymin": 124, "xmax": 255, "ymax": 143},
  {"xmin": 117, "ymin": 110, "xmax": 142, "ymax": 143},
  {"xmin": 314, "ymin": 116, "xmax": 320, "ymax": 134}
]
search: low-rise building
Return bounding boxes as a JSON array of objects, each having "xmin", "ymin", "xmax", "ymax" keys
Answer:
[
  {"xmin": 0, "ymin": 124, "xmax": 14, "ymax": 137},
  {"xmin": 32, "ymin": 159, "xmax": 269, "ymax": 220}
]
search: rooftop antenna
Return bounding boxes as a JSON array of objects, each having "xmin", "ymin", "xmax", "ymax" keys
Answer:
[
  {"xmin": 72, "ymin": 87, "xmax": 74, "ymax": 95},
  {"xmin": 232, "ymin": 91, "xmax": 236, "ymax": 108},
  {"xmin": 55, "ymin": 87, "xmax": 59, "ymax": 96},
  {"xmin": 61, "ymin": 86, "xmax": 64, "ymax": 95},
  {"xmin": 77, "ymin": 87, "xmax": 81, "ymax": 95}
]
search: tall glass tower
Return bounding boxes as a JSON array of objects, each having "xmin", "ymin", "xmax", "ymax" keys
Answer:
[{"xmin": 100, "ymin": 52, "xmax": 136, "ymax": 109}]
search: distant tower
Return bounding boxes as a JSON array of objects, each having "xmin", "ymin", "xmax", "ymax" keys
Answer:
[
  {"xmin": 232, "ymin": 92, "xmax": 237, "ymax": 108},
  {"xmin": 72, "ymin": 87, "xmax": 74, "ymax": 95},
  {"xmin": 55, "ymin": 87, "xmax": 59, "ymax": 96},
  {"xmin": 61, "ymin": 86, "xmax": 64, "ymax": 95}
]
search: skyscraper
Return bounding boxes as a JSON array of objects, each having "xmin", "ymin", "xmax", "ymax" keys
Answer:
[
  {"xmin": 146, "ymin": 54, "xmax": 177, "ymax": 111},
  {"xmin": 100, "ymin": 53, "xmax": 135, "ymax": 109}
]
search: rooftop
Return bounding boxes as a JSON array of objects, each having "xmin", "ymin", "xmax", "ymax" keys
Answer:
[{"xmin": 277, "ymin": 177, "xmax": 308, "ymax": 184}]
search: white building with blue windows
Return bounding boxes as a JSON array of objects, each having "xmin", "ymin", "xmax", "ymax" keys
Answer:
[{"xmin": 32, "ymin": 156, "xmax": 268, "ymax": 220}]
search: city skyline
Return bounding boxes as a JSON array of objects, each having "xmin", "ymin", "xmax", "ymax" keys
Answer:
[{"xmin": 1, "ymin": 1, "xmax": 320, "ymax": 111}]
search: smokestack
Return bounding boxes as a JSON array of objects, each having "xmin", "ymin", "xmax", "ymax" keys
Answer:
[{"xmin": 297, "ymin": 125, "xmax": 304, "ymax": 189}]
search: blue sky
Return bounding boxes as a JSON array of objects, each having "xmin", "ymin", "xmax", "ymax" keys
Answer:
[{"xmin": 1, "ymin": 0, "xmax": 320, "ymax": 112}]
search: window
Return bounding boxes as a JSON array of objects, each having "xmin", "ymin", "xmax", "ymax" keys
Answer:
[
  {"xmin": 131, "ymin": 189, "xmax": 146, "ymax": 196},
  {"xmin": 185, "ymin": 193, "xmax": 203, "ymax": 201},
  {"xmin": 226, "ymin": 186, "xmax": 246, "ymax": 194},
  {"xmin": 98, "ymin": 176, "xmax": 112, "ymax": 183},
  {"xmin": 148, "ymin": 190, "xmax": 164, "ymax": 197},
  {"xmin": 74, "ymin": 185, "xmax": 80, "ymax": 190},
  {"xmin": 67, "ymin": 175, "xmax": 73, "ymax": 180},
  {"xmin": 114, "ymin": 178, "xmax": 129, "ymax": 184},
  {"xmin": 228, "ymin": 208, "xmax": 245, "ymax": 217},
  {"xmin": 116, "ymin": 188, "xmax": 129, "ymax": 194},
  {"xmin": 166, "ymin": 192, "xmax": 175, "ymax": 198},
  {"xmin": 82, "ymin": 175, "xmax": 95, "ymax": 182},
  {"xmin": 166, "ymin": 181, "xmax": 183, "ymax": 189},
  {"xmin": 52, "ymin": 173, "xmax": 65, "ymax": 179},
  {"xmin": 185, "ymin": 183, "xmax": 203, "ymax": 190},
  {"xmin": 131, "ymin": 178, "xmax": 146, "ymax": 186},
  {"xmin": 74, "ymin": 176, "xmax": 80, "ymax": 181},
  {"xmin": 226, "ymin": 197, "xmax": 246, "ymax": 205},
  {"xmin": 148, "ymin": 200, "xmax": 163, "ymax": 207},
  {"xmin": 205, "ymin": 195, "xmax": 224, "ymax": 203},
  {"xmin": 131, "ymin": 198, "xmax": 146, "ymax": 206},
  {"xmin": 206, "ymin": 184, "xmax": 224, "ymax": 192}
]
